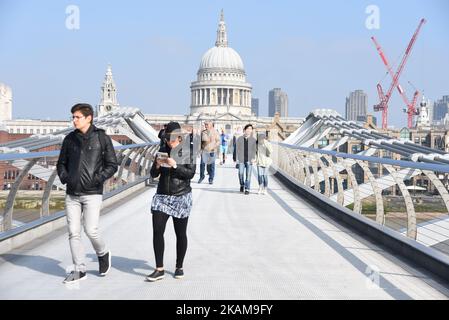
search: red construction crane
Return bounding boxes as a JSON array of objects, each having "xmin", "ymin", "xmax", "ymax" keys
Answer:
[{"xmin": 371, "ymin": 18, "xmax": 426, "ymax": 129}]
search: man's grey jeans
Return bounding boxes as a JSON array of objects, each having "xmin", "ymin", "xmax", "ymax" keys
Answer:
[{"xmin": 66, "ymin": 194, "xmax": 108, "ymax": 272}]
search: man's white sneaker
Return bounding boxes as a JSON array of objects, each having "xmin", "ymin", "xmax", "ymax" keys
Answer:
[{"xmin": 63, "ymin": 271, "xmax": 87, "ymax": 284}]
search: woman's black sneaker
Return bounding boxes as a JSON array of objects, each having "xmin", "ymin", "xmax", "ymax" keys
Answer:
[
  {"xmin": 174, "ymin": 268, "xmax": 184, "ymax": 279},
  {"xmin": 240, "ymin": 186, "xmax": 244, "ymax": 192},
  {"xmin": 63, "ymin": 271, "xmax": 86, "ymax": 284},
  {"xmin": 146, "ymin": 269, "xmax": 165, "ymax": 282}
]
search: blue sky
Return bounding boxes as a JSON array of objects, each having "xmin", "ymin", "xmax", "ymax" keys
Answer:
[{"xmin": 0, "ymin": 0, "xmax": 448, "ymax": 127}]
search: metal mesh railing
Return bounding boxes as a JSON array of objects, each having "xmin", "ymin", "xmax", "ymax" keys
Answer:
[
  {"xmin": 271, "ymin": 141, "xmax": 449, "ymax": 255},
  {"xmin": 0, "ymin": 142, "xmax": 159, "ymax": 233}
]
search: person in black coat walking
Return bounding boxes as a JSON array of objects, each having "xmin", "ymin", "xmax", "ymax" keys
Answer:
[
  {"xmin": 57, "ymin": 103, "xmax": 118, "ymax": 284},
  {"xmin": 146, "ymin": 122, "xmax": 196, "ymax": 281}
]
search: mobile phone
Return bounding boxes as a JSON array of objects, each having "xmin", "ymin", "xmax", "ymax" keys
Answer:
[
  {"xmin": 156, "ymin": 152, "xmax": 169, "ymax": 159},
  {"xmin": 156, "ymin": 152, "xmax": 170, "ymax": 167}
]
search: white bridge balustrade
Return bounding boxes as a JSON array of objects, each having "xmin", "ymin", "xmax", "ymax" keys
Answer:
[{"xmin": 279, "ymin": 110, "xmax": 449, "ymax": 245}]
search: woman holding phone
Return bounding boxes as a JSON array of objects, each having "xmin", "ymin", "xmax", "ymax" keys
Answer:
[{"xmin": 147, "ymin": 121, "xmax": 196, "ymax": 281}]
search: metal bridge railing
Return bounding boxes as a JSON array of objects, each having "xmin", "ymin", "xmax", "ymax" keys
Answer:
[
  {"xmin": 0, "ymin": 142, "xmax": 159, "ymax": 233},
  {"xmin": 271, "ymin": 141, "xmax": 449, "ymax": 253}
]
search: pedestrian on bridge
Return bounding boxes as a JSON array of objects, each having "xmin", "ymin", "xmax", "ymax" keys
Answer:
[
  {"xmin": 219, "ymin": 129, "xmax": 230, "ymax": 165},
  {"xmin": 233, "ymin": 124, "xmax": 257, "ymax": 195},
  {"xmin": 198, "ymin": 121, "xmax": 220, "ymax": 184},
  {"xmin": 57, "ymin": 103, "xmax": 118, "ymax": 284},
  {"xmin": 187, "ymin": 125, "xmax": 201, "ymax": 160},
  {"xmin": 256, "ymin": 133, "xmax": 273, "ymax": 195},
  {"xmin": 147, "ymin": 121, "xmax": 196, "ymax": 282}
]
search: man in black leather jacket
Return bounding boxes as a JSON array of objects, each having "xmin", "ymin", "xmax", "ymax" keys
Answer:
[{"xmin": 57, "ymin": 103, "xmax": 118, "ymax": 284}]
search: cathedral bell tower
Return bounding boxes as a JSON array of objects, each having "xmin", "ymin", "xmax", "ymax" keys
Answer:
[{"xmin": 97, "ymin": 64, "xmax": 119, "ymax": 117}]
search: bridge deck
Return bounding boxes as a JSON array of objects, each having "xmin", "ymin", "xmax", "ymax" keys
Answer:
[{"xmin": 0, "ymin": 163, "xmax": 448, "ymax": 299}]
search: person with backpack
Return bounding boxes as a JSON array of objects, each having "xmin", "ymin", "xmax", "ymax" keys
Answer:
[
  {"xmin": 57, "ymin": 103, "xmax": 118, "ymax": 284},
  {"xmin": 256, "ymin": 133, "xmax": 273, "ymax": 195}
]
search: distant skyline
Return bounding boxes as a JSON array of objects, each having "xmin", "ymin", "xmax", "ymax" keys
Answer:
[
  {"xmin": 1, "ymin": 0, "xmax": 448, "ymax": 127},
  {"xmin": 269, "ymin": 88, "xmax": 289, "ymax": 117},
  {"xmin": 345, "ymin": 89, "xmax": 368, "ymax": 121}
]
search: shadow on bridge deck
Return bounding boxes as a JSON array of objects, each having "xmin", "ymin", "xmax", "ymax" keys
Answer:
[{"xmin": 0, "ymin": 163, "xmax": 448, "ymax": 299}]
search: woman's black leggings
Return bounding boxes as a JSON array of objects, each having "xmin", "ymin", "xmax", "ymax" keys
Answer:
[{"xmin": 152, "ymin": 210, "xmax": 189, "ymax": 269}]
